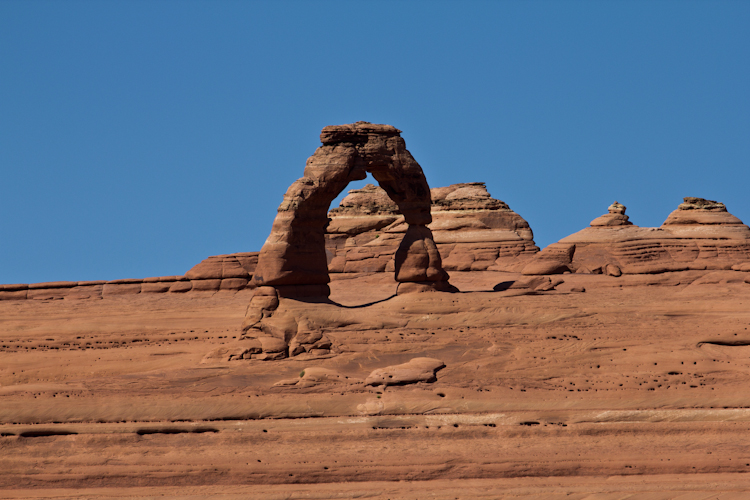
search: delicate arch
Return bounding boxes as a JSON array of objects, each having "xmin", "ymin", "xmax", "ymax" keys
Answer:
[{"xmin": 252, "ymin": 121, "xmax": 452, "ymax": 298}]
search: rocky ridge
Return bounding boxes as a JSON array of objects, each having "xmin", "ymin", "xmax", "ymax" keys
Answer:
[
  {"xmin": 0, "ymin": 178, "xmax": 537, "ymax": 302},
  {"xmin": 5, "ymin": 197, "xmax": 750, "ymax": 301},
  {"xmin": 522, "ymin": 198, "xmax": 750, "ymax": 276},
  {"xmin": 0, "ymin": 253, "xmax": 259, "ymax": 301}
]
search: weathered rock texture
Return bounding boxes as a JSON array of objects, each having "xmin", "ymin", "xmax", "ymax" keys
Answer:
[
  {"xmin": 0, "ymin": 275, "xmax": 243, "ymax": 301},
  {"xmin": 242, "ymin": 122, "xmax": 455, "ymax": 359},
  {"xmin": 5, "ymin": 268, "xmax": 750, "ymax": 496},
  {"xmin": 589, "ymin": 201, "xmax": 633, "ymax": 227},
  {"xmin": 326, "ymin": 182, "xmax": 539, "ymax": 275},
  {"xmin": 364, "ymin": 357, "xmax": 445, "ymax": 387},
  {"xmin": 0, "ymin": 253, "xmax": 260, "ymax": 302},
  {"xmin": 522, "ymin": 198, "xmax": 750, "ymax": 275},
  {"xmin": 185, "ymin": 252, "xmax": 258, "ymax": 281},
  {"xmin": 251, "ymin": 122, "xmax": 452, "ymax": 297}
]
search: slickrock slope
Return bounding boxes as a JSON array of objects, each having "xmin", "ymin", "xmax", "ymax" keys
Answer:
[
  {"xmin": 0, "ymin": 269, "xmax": 256, "ymax": 303},
  {"xmin": 0, "ymin": 275, "xmax": 243, "ymax": 301},
  {"xmin": 522, "ymin": 198, "xmax": 750, "ymax": 275},
  {"xmin": 0, "ymin": 252, "xmax": 261, "ymax": 302},
  {"xmin": 2, "ymin": 269, "xmax": 750, "ymax": 498},
  {"xmin": 0, "ymin": 254, "xmax": 260, "ymax": 302}
]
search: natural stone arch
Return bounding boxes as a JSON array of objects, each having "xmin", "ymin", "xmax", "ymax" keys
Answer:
[
  {"xmin": 251, "ymin": 121, "xmax": 454, "ymax": 298},
  {"xmin": 239, "ymin": 122, "xmax": 455, "ymax": 359}
]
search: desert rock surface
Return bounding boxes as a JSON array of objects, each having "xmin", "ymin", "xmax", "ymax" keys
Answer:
[
  {"xmin": 327, "ymin": 182, "xmax": 539, "ymax": 275},
  {"xmin": 3, "ymin": 270, "xmax": 750, "ymax": 498},
  {"xmin": 523, "ymin": 198, "xmax": 750, "ymax": 276},
  {"xmin": 250, "ymin": 121, "xmax": 452, "ymax": 298},
  {"xmin": 4, "ymin": 124, "xmax": 750, "ymax": 498}
]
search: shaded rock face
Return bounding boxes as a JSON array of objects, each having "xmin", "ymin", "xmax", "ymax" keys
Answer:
[
  {"xmin": 522, "ymin": 199, "xmax": 750, "ymax": 276},
  {"xmin": 326, "ymin": 182, "xmax": 539, "ymax": 275},
  {"xmin": 251, "ymin": 122, "xmax": 451, "ymax": 296}
]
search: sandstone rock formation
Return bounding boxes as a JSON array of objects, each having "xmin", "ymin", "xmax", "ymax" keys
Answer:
[
  {"xmin": 433, "ymin": 183, "xmax": 537, "ymax": 273},
  {"xmin": 520, "ymin": 242, "xmax": 577, "ymax": 276},
  {"xmin": 326, "ymin": 182, "xmax": 539, "ymax": 275},
  {"xmin": 0, "ymin": 252, "xmax": 262, "ymax": 302},
  {"xmin": 522, "ymin": 198, "xmax": 750, "ymax": 275},
  {"xmin": 185, "ymin": 252, "xmax": 258, "ymax": 281},
  {"xmin": 250, "ymin": 122, "xmax": 452, "ymax": 297},
  {"xmin": 364, "ymin": 357, "xmax": 445, "ymax": 387},
  {"xmin": 242, "ymin": 122, "xmax": 456, "ymax": 360},
  {"xmin": 273, "ymin": 367, "xmax": 356, "ymax": 388},
  {"xmin": 662, "ymin": 197, "xmax": 745, "ymax": 226},
  {"xmin": 589, "ymin": 201, "xmax": 633, "ymax": 227},
  {"xmin": 5, "ymin": 187, "xmax": 750, "ymax": 496},
  {"xmin": 0, "ymin": 179, "xmax": 532, "ymax": 304},
  {"xmin": 0, "ymin": 274, "xmax": 248, "ymax": 301},
  {"xmin": 5, "ymin": 267, "xmax": 750, "ymax": 496}
]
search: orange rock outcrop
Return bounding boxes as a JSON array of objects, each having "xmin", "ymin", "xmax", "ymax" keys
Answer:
[
  {"xmin": 522, "ymin": 198, "xmax": 750, "ymax": 275},
  {"xmin": 326, "ymin": 182, "xmax": 539, "ymax": 274}
]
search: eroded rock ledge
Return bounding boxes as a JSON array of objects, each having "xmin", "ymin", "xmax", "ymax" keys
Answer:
[{"xmin": 0, "ymin": 253, "xmax": 259, "ymax": 301}]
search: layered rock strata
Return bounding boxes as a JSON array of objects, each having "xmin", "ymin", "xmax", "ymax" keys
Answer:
[
  {"xmin": 326, "ymin": 182, "xmax": 539, "ymax": 275},
  {"xmin": 0, "ymin": 180, "xmax": 537, "ymax": 304},
  {"xmin": 522, "ymin": 198, "xmax": 750, "ymax": 275},
  {"xmin": 185, "ymin": 252, "xmax": 258, "ymax": 281},
  {"xmin": 0, "ymin": 252, "xmax": 260, "ymax": 301},
  {"xmin": 242, "ymin": 122, "xmax": 455, "ymax": 360},
  {"xmin": 0, "ymin": 275, "xmax": 245, "ymax": 301}
]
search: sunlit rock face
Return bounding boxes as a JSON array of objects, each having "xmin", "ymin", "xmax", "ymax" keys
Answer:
[
  {"xmin": 521, "ymin": 198, "xmax": 750, "ymax": 276},
  {"xmin": 326, "ymin": 182, "xmax": 539, "ymax": 275},
  {"xmin": 241, "ymin": 122, "xmax": 456, "ymax": 360},
  {"xmin": 589, "ymin": 201, "xmax": 633, "ymax": 227}
]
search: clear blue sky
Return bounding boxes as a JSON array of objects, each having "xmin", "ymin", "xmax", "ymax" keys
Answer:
[{"xmin": 2, "ymin": 0, "xmax": 749, "ymax": 284}]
